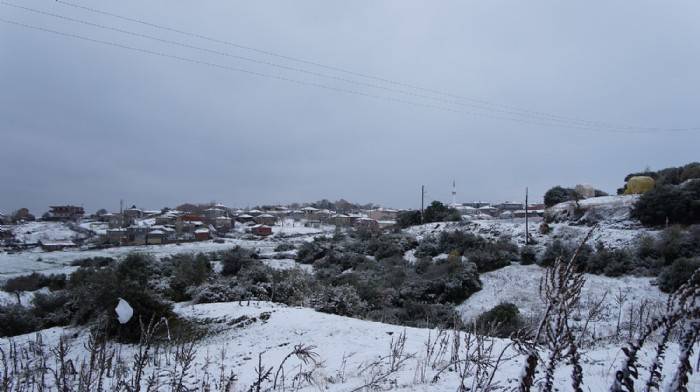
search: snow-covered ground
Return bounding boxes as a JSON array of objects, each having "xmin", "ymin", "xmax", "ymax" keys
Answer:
[
  {"xmin": 457, "ymin": 264, "xmax": 666, "ymax": 337},
  {"xmin": 6, "ymin": 221, "xmax": 86, "ymax": 244},
  {"xmin": 406, "ymin": 216, "xmax": 658, "ymax": 250},
  {"xmin": 2, "ymin": 301, "xmax": 696, "ymax": 391}
]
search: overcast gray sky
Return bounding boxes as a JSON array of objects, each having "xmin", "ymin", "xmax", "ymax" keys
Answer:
[{"xmin": 2, "ymin": 0, "xmax": 699, "ymax": 214}]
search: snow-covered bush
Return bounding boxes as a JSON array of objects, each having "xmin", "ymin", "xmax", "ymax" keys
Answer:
[
  {"xmin": 312, "ymin": 284, "xmax": 366, "ymax": 317},
  {"xmin": 473, "ymin": 302, "xmax": 523, "ymax": 338},
  {"xmin": 296, "ymin": 239, "xmax": 328, "ymax": 264},
  {"xmin": 167, "ymin": 253, "xmax": 212, "ymax": 301},
  {"xmin": 191, "ymin": 281, "xmax": 248, "ymax": 304},
  {"xmin": 632, "ymin": 179, "xmax": 700, "ymax": 226},
  {"xmin": 2, "ymin": 272, "xmax": 66, "ymax": 293},
  {"xmin": 221, "ymin": 246, "xmax": 257, "ymax": 276},
  {"xmin": 520, "ymin": 246, "xmax": 537, "ymax": 265},
  {"xmin": 657, "ymin": 257, "xmax": 700, "ymax": 293}
]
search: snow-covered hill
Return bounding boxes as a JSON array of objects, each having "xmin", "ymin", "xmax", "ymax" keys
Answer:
[{"xmin": 2, "ymin": 301, "xmax": 697, "ymax": 391}]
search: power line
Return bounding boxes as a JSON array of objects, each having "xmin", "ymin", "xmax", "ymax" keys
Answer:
[
  {"xmin": 0, "ymin": 16, "xmax": 695, "ymax": 134},
  {"xmin": 2, "ymin": 1, "xmax": 678, "ymax": 132},
  {"xmin": 4, "ymin": 1, "xmax": 613, "ymax": 128},
  {"xmin": 51, "ymin": 0, "xmax": 700, "ymax": 132}
]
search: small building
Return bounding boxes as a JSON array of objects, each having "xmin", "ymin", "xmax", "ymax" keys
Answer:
[
  {"xmin": 477, "ymin": 205, "xmax": 499, "ymax": 216},
  {"xmin": 126, "ymin": 226, "xmax": 149, "ymax": 245},
  {"xmin": 354, "ymin": 218, "xmax": 379, "ymax": 231},
  {"xmin": 40, "ymin": 239, "xmax": 77, "ymax": 251},
  {"xmin": 204, "ymin": 207, "xmax": 227, "ymax": 220},
  {"xmin": 254, "ymin": 214, "xmax": 277, "ymax": 226},
  {"xmin": 123, "ymin": 206, "xmax": 144, "ymax": 221},
  {"xmin": 251, "ymin": 224, "xmax": 272, "ymax": 236},
  {"xmin": 0, "ymin": 212, "xmax": 10, "ymax": 225},
  {"xmin": 147, "ymin": 230, "xmax": 165, "ymax": 245},
  {"xmin": 368, "ymin": 208, "xmax": 398, "ymax": 221},
  {"xmin": 330, "ymin": 214, "xmax": 352, "ymax": 226},
  {"xmin": 247, "ymin": 209, "xmax": 264, "ymax": 217},
  {"xmin": 455, "ymin": 205, "xmax": 479, "ymax": 216},
  {"xmin": 48, "ymin": 205, "xmax": 85, "ymax": 221},
  {"xmin": 237, "ymin": 214, "xmax": 255, "ymax": 223},
  {"xmin": 106, "ymin": 228, "xmax": 127, "ymax": 245},
  {"xmin": 213, "ymin": 216, "xmax": 233, "ymax": 232},
  {"xmin": 194, "ymin": 228, "xmax": 210, "ymax": 241}
]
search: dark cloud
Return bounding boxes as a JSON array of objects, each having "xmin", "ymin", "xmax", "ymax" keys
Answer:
[{"xmin": 2, "ymin": 0, "xmax": 699, "ymax": 214}]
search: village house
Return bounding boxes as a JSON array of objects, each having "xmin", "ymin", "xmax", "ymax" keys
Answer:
[
  {"xmin": 123, "ymin": 206, "xmax": 144, "ymax": 221},
  {"xmin": 48, "ymin": 205, "xmax": 84, "ymax": 221},
  {"xmin": 254, "ymin": 214, "xmax": 277, "ymax": 226},
  {"xmin": 454, "ymin": 205, "xmax": 479, "ymax": 216},
  {"xmin": 477, "ymin": 205, "xmax": 499, "ymax": 216},
  {"xmin": 147, "ymin": 229, "xmax": 165, "ymax": 244},
  {"xmin": 213, "ymin": 216, "xmax": 233, "ymax": 232},
  {"xmin": 236, "ymin": 214, "xmax": 254, "ymax": 223},
  {"xmin": 247, "ymin": 209, "xmax": 264, "ymax": 217},
  {"xmin": 316, "ymin": 209, "xmax": 333, "ymax": 223},
  {"xmin": 194, "ymin": 228, "xmax": 210, "ymax": 241},
  {"xmin": 251, "ymin": 224, "xmax": 272, "ymax": 236},
  {"xmin": 368, "ymin": 208, "xmax": 398, "ymax": 221},
  {"xmin": 204, "ymin": 207, "xmax": 227, "ymax": 220},
  {"xmin": 354, "ymin": 217, "xmax": 379, "ymax": 231},
  {"xmin": 126, "ymin": 226, "xmax": 149, "ymax": 245},
  {"xmin": 155, "ymin": 211, "xmax": 180, "ymax": 226},
  {"xmin": 105, "ymin": 228, "xmax": 127, "ymax": 245},
  {"xmin": 330, "ymin": 214, "xmax": 352, "ymax": 226},
  {"xmin": 39, "ymin": 239, "xmax": 77, "ymax": 251}
]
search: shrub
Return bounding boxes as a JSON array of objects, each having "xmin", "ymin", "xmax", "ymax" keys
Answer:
[
  {"xmin": 520, "ymin": 246, "xmax": 537, "ymax": 265},
  {"xmin": 274, "ymin": 243, "xmax": 296, "ymax": 252},
  {"xmin": 539, "ymin": 240, "xmax": 592, "ymax": 269},
  {"xmin": 67, "ymin": 253, "xmax": 175, "ymax": 342},
  {"xmin": 657, "ymin": 257, "xmax": 700, "ymax": 293},
  {"xmin": 465, "ymin": 248, "xmax": 510, "ymax": 272},
  {"xmin": 221, "ymin": 247, "xmax": 256, "ymax": 276},
  {"xmin": 296, "ymin": 240, "xmax": 327, "ymax": 264},
  {"xmin": 70, "ymin": 257, "xmax": 115, "ymax": 267},
  {"xmin": 191, "ymin": 281, "xmax": 248, "ymax": 304},
  {"xmin": 313, "ymin": 284, "xmax": 366, "ymax": 317},
  {"xmin": 3, "ymin": 273, "xmax": 66, "ymax": 293},
  {"xmin": 631, "ymin": 181, "xmax": 700, "ymax": 226},
  {"xmin": 544, "ymin": 186, "xmax": 575, "ymax": 207},
  {"xmin": 168, "ymin": 254, "xmax": 212, "ymax": 301},
  {"xmin": 0, "ymin": 304, "xmax": 38, "ymax": 337},
  {"xmin": 585, "ymin": 245, "xmax": 634, "ymax": 277},
  {"xmin": 423, "ymin": 201, "xmax": 461, "ymax": 223},
  {"xmin": 474, "ymin": 302, "xmax": 523, "ymax": 338},
  {"xmin": 396, "ymin": 210, "xmax": 422, "ymax": 228},
  {"xmin": 367, "ymin": 236, "xmax": 404, "ymax": 260},
  {"xmin": 31, "ymin": 291, "xmax": 72, "ymax": 329}
]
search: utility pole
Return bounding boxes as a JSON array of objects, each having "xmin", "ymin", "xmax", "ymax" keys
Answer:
[
  {"xmin": 421, "ymin": 185, "xmax": 425, "ymax": 224},
  {"xmin": 525, "ymin": 187, "xmax": 529, "ymax": 245}
]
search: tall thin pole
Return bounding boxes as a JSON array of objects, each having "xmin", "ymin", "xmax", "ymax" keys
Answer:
[
  {"xmin": 421, "ymin": 185, "xmax": 425, "ymax": 224},
  {"xmin": 525, "ymin": 187, "xmax": 529, "ymax": 245}
]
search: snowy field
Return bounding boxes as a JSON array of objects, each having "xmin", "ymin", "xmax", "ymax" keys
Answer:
[
  {"xmin": 406, "ymin": 216, "xmax": 658, "ymax": 250},
  {"xmin": 2, "ymin": 301, "xmax": 697, "ymax": 391},
  {"xmin": 6, "ymin": 221, "xmax": 86, "ymax": 244},
  {"xmin": 457, "ymin": 264, "xmax": 666, "ymax": 337}
]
